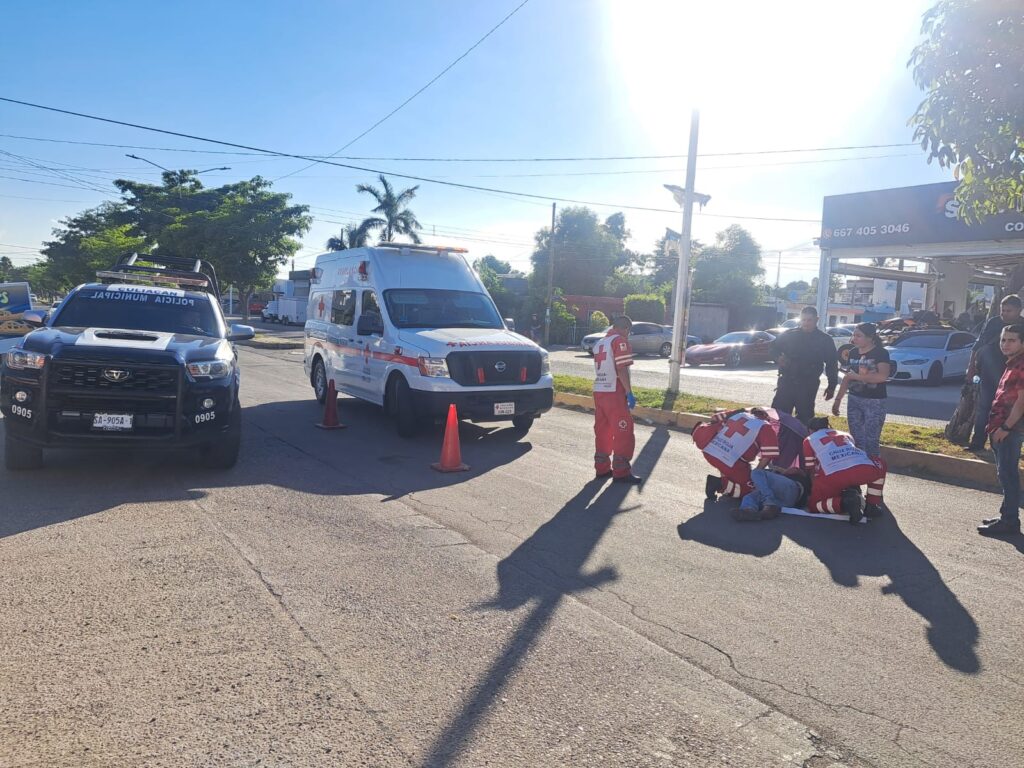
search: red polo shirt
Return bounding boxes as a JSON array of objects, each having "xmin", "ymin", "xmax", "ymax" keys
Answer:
[{"xmin": 987, "ymin": 353, "xmax": 1024, "ymax": 433}]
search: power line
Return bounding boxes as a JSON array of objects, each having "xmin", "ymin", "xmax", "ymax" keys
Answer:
[
  {"xmin": 0, "ymin": 96, "xmax": 822, "ymax": 223},
  {"xmin": 273, "ymin": 0, "xmax": 533, "ymax": 181},
  {"xmin": 0, "ymin": 132, "xmax": 919, "ymax": 165}
]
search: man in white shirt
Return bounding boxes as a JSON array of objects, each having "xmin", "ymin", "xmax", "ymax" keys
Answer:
[{"xmin": 592, "ymin": 315, "xmax": 641, "ymax": 484}]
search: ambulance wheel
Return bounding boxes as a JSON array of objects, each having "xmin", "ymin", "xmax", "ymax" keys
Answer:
[
  {"xmin": 511, "ymin": 414, "xmax": 535, "ymax": 435},
  {"xmin": 389, "ymin": 375, "xmax": 419, "ymax": 437},
  {"xmin": 926, "ymin": 362, "xmax": 943, "ymax": 386},
  {"xmin": 202, "ymin": 401, "xmax": 242, "ymax": 470},
  {"xmin": 659, "ymin": 342, "xmax": 672, "ymax": 357},
  {"xmin": 4, "ymin": 432, "xmax": 43, "ymax": 470},
  {"xmin": 312, "ymin": 358, "xmax": 327, "ymax": 404}
]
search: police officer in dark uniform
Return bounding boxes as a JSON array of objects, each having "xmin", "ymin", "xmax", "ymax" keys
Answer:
[{"xmin": 771, "ymin": 306, "xmax": 839, "ymax": 425}]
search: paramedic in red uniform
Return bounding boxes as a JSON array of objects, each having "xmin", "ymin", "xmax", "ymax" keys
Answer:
[
  {"xmin": 802, "ymin": 417, "xmax": 886, "ymax": 524},
  {"xmin": 693, "ymin": 408, "xmax": 780, "ymax": 500},
  {"xmin": 592, "ymin": 315, "xmax": 642, "ymax": 484}
]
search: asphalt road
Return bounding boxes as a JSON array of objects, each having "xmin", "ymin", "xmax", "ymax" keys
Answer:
[
  {"xmin": 2, "ymin": 346, "xmax": 1021, "ymax": 767},
  {"xmin": 550, "ymin": 349, "xmax": 962, "ymax": 429}
]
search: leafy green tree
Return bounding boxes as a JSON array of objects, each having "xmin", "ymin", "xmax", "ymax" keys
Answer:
[
  {"xmin": 0, "ymin": 256, "xmax": 12, "ymax": 281},
  {"xmin": 691, "ymin": 225, "xmax": 766, "ymax": 309},
  {"xmin": 326, "ymin": 222, "xmax": 372, "ymax": 251},
  {"xmin": 773, "ymin": 279, "xmax": 810, "ymax": 299},
  {"xmin": 530, "ymin": 207, "xmax": 624, "ymax": 296},
  {"xmin": 356, "ymin": 174, "xmax": 422, "ymax": 243},
  {"xmin": 624, "ymin": 293, "xmax": 666, "ymax": 323},
  {"xmin": 474, "ymin": 254, "xmax": 513, "ymax": 275},
  {"xmin": 604, "ymin": 268, "xmax": 652, "ymax": 298},
  {"xmin": 909, "ymin": 0, "xmax": 1024, "ymax": 221},
  {"xmin": 40, "ymin": 203, "xmax": 146, "ymax": 290},
  {"xmin": 114, "ymin": 172, "xmax": 311, "ymax": 320}
]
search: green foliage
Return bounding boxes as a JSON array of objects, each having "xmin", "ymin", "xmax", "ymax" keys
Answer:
[
  {"xmin": 589, "ymin": 310, "xmax": 610, "ymax": 330},
  {"xmin": 355, "ymin": 174, "xmax": 422, "ymax": 243},
  {"xmin": 530, "ymin": 207, "xmax": 630, "ymax": 296},
  {"xmin": 41, "ymin": 203, "xmax": 146, "ymax": 290},
  {"xmin": 691, "ymin": 225, "xmax": 766, "ymax": 308},
  {"xmin": 624, "ymin": 293, "xmax": 666, "ymax": 323},
  {"xmin": 474, "ymin": 254, "xmax": 512, "ymax": 275},
  {"xmin": 604, "ymin": 267, "xmax": 652, "ymax": 298},
  {"xmin": 326, "ymin": 222, "xmax": 371, "ymax": 251},
  {"xmin": 909, "ymin": 0, "xmax": 1024, "ymax": 221},
  {"xmin": 774, "ymin": 279, "xmax": 810, "ymax": 300},
  {"xmin": 113, "ymin": 172, "xmax": 310, "ymax": 318},
  {"xmin": 0, "ymin": 256, "xmax": 13, "ymax": 281},
  {"xmin": 548, "ymin": 295, "xmax": 577, "ymax": 345},
  {"xmin": 476, "ymin": 261, "xmax": 519, "ymax": 319}
]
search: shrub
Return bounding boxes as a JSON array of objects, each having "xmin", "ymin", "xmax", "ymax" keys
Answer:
[
  {"xmin": 624, "ymin": 293, "xmax": 666, "ymax": 323},
  {"xmin": 589, "ymin": 310, "xmax": 609, "ymax": 330}
]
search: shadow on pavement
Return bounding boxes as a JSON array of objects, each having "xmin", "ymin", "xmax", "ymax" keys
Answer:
[
  {"xmin": 0, "ymin": 396, "xmax": 534, "ymax": 540},
  {"xmin": 420, "ymin": 427, "xmax": 670, "ymax": 767},
  {"xmin": 677, "ymin": 500, "xmax": 981, "ymax": 674}
]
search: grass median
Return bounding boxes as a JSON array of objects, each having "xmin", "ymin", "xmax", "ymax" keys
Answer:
[{"xmin": 553, "ymin": 373, "xmax": 980, "ymax": 461}]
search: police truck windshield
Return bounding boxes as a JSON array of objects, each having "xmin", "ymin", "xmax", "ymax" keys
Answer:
[
  {"xmin": 383, "ymin": 289, "xmax": 503, "ymax": 330},
  {"xmin": 53, "ymin": 287, "xmax": 221, "ymax": 337}
]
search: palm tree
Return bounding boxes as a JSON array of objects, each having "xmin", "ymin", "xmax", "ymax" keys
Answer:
[
  {"xmin": 325, "ymin": 222, "xmax": 371, "ymax": 251},
  {"xmin": 356, "ymin": 174, "xmax": 422, "ymax": 243}
]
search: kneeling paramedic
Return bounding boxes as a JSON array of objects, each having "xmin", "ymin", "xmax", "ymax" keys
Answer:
[
  {"xmin": 592, "ymin": 315, "xmax": 642, "ymax": 484},
  {"xmin": 693, "ymin": 407, "xmax": 780, "ymax": 500},
  {"xmin": 802, "ymin": 417, "xmax": 887, "ymax": 524}
]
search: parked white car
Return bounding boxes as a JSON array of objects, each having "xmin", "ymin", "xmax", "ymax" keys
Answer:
[{"xmin": 885, "ymin": 329, "xmax": 976, "ymax": 386}]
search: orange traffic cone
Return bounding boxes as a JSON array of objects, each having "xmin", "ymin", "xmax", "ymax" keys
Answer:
[
  {"xmin": 432, "ymin": 403, "xmax": 469, "ymax": 472},
  {"xmin": 315, "ymin": 379, "xmax": 346, "ymax": 430}
]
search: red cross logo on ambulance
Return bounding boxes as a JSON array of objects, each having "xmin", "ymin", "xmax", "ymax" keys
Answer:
[{"xmin": 318, "ymin": 295, "xmax": 326, "ymax": 318}]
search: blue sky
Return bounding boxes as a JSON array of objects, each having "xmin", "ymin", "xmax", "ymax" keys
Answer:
[{"xmin": 0, "ymin": 0, "xmax": 950, "ymax": 287}]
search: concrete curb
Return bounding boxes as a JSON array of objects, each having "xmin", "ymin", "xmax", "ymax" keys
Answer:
[
  {"xmin": 552, "ymin": 391, "xmax": 1001, "ymax": 492},
  {"xmin": 238, "ymin": 339, "xmax": 304, "ymax": 350}
]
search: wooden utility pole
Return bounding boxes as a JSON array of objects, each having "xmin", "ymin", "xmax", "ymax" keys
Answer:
[{"xmin": 543, "ymin": 202, "xmax": 556, "ymax": 347}]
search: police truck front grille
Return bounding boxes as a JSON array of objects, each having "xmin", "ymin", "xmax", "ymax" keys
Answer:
[
  {"xmin": 47, "ymin": 395, "xmax": 177, "ymax": 436},
  {"xmin": 52, "ymin": 362, "xmax": 178, "ymax": 393},
  {"xmin": 446, "ymin": 350, "xmax": 542, "ymax": 386}
]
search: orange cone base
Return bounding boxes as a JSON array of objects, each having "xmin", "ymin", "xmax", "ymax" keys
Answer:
[
  {"xmin": 315, "ymin": 422, "xmax": 347, "ymax": 430},
  {"xmin": 431, "ymin": 460, "xmax": 469, "ymax": 473}
]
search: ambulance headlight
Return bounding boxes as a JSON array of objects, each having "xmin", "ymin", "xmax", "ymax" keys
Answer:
[
  {"xmin": 5, "ymin": 349, "xmax": 47, "ymax": 370},
  {"xmin": 417, "ymin": 357, "xmax": 450, "ymax": 378},
  {"xmin": 186, "ymin": 360, "xmax": 232, "ymax": 380},
  {"xmin": 540, "ymin": 351, "xmax": 550, "ymax": 375}
]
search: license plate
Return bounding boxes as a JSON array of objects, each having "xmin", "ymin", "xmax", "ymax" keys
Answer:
[
  {"xmin": 493, "ymin": 402, "xmax": 515, "ymax": 416},
  {"xmin": 93, "ymin": 413, "xmax": 133, "ymax": 431}
]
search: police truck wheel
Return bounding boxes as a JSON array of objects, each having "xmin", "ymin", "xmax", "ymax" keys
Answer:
[
  {"xmin": 389, "ymin": 376, "xmax": 419, "ymax": 437},
  {"xmin": 511, "ymin": 414, "xmax": 535, "ymax": 435},
  {"xmin": 926, "ymin": 362, "xmax": 943, "ymax": 386},
  {"xmin": 202, "ymin": 401, "xmax": 242, "ymax": 469},
  {"xmin": 4, "ymin": 432, "xmax": 43, "ymax": 470},
  {"xmin": 312, "ymin": 358, "xmax": 327, "ymax": 404},
  {"xmin": 659, "ymin": 342, "xmax": 672, "ymax": 358}
]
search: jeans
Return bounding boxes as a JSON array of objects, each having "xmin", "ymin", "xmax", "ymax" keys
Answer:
[
  {"xmin": 971, "ymin": 379, "xmax": 998, "ymax": 448},
  {"xmin": 847, "ymin": 394, "xmax": 887, "ymax": 458},
  {"xmin": 992, "ymin": 429, "xmax": 1023, "ymax": 523},
  {"xmin": 740, "ymin": 468, "xmax": 803, "ymax": 511}
]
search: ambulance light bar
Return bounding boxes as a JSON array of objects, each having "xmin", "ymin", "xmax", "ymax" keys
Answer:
[{"xmin": 376, "ymin": 242, "xmax": 469, "ymax": 254}]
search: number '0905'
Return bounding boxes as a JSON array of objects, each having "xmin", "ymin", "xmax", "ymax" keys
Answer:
[
  {"xmin": 194, "ymin": 411, "xmax": 216, "ymax": 424},
  {"xmin": 11, "ymin": 404, "xmax": 32, "ymax": 419}
]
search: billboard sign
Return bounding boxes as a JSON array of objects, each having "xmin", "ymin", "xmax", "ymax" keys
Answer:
[
  {"xmin": 821, "ymin": 182, "xmax": 1024, "ymax": 249},
  {"xmin": 0, "ymin": 282, "xmax": 33, "ymax": 336}
]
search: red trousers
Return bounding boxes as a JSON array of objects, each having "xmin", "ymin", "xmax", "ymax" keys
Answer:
[
  {"xmin": 807, "ymin": 459, "xmax": 887, "ymax": 513},
  {"xmin": 692, "ymin": 422, "xmax": 753, "ymax": 498},
  {"xmin": 594, "ymin": 390, "xmax": 635, "ymax": 477}
]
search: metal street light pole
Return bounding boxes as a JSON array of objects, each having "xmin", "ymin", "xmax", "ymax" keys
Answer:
[
  {"xmin": 667, "ymin": 110, "xmax": 702, "ymax": 393},
  {"xmin": 125, "ymin": 154, "xmax": 230, "ymax": 175}
]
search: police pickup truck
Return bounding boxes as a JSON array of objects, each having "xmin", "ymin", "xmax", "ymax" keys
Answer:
[{"xmin": 0, "ymin": 254, "xmax": 254, "ymax": 470}]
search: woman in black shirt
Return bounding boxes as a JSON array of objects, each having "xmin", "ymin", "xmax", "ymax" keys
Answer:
[{"xmin": 832, "ymin": 323, "xmax": 891, "ymax": 459}]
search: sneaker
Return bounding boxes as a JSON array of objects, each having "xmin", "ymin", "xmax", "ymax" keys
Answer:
[
  {"xmin": 705, "ymin": 474, "xmax": 720, "ymax": 500},
  {"xmin": 864, "ymin": 503, "xmax": 884, "ymax": 518},
  {"xmin": 978, "ymin": 518, "xmax": 1021, "ymax": 536},
  {"xmin": 613, "ymin": 474, "xmax": 644, "ymax": 485},
  {"xmin": 981, "ymin": 517, "xmax": 1001, "ymax": 526},
  {"xmin": 841, "ymin": 488, "xmax": 864, "ymax": 524},
  {"xmin": 595, "ymin": 470, "xmax": 613, "ymax": 479}
]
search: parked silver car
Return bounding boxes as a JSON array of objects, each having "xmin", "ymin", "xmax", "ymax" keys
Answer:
[{"xmin": 582, "ymin": 323, "xmax": 700, "ymax": 357}]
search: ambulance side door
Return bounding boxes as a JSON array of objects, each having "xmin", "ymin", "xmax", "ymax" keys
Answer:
[
  {"xmin": 328, "ymin": 289, "xmax": 358, "ymax": 395},
  {"xmin": 353, "ymin": 289, "xmax": 387, "ymax": 404}
]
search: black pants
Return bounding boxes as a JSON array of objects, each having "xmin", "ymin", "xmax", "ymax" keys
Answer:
[{"xmin": 772, "ymin": 376, "xmax": 819, "ymax": 425}]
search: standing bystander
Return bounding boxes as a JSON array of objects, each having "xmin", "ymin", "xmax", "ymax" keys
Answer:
[
  {"xmin": 978, "ymin": 323, "xmax": 1024, "ymax": 537},
  {"xmin": 831, "ymin": 323, "xmax": 891, "ymax": 458},
  {"xmin": 591, "ymin": 315, "xmax": 642, "ymax": 484},
  {"xmin": 771, "ymin": 306, "xmax": 839, "ymax": 425},
  {"xmin": 968, "ymin": 295, "xmax": 1023, "ymax": 451}
]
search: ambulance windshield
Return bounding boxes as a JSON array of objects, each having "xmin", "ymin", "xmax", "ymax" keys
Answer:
[{"xmin": 383, "ymin": 289, "xmax": 502, "ymax": 330}]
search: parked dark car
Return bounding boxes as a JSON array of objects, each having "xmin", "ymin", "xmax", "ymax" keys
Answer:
[
  {"xmin": 582, "ymin": 323, "xmax": 700, "ymax": 357},
  {"xmin": 684, "ymin": 331, "xmax": 776, "ymax": 367}
]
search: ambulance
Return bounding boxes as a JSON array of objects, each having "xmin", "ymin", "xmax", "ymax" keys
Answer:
[{"xmin": 303, "ymin": 244, "xmax": 553, "ymax": 436}]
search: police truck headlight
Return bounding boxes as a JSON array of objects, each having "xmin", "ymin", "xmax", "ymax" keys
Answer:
[
  {"xmin": 5, "ymin": 349, "xmax": 46, "ymax": 370},
  {"xmin": 540, "ymin": 351, "xmax": 550, "ymax": 375},
  {"xmin": 417, "ymin": 357, "xmax": 450, "ymax": 378},
  {"xmin": 186, "ymin": 360, "xmax": 232, "ymax": 380}
]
